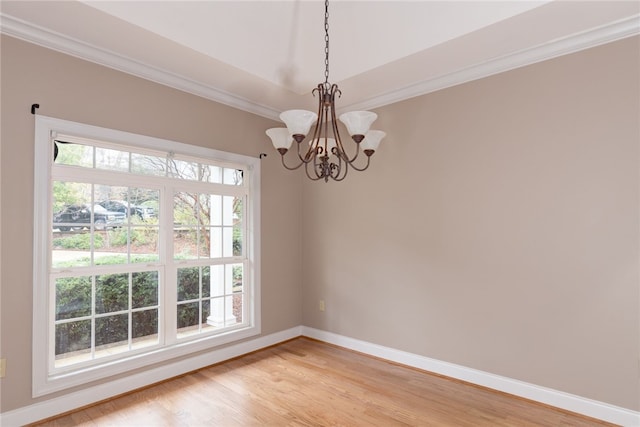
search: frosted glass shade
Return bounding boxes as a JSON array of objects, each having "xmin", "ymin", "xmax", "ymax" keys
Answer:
[
  {"xmin": 266, "ymin": 128, "xmax": 293, "ymax": 150},
  {"xmin": 339, "ymin": 111, "xmax": 377, "ymax": 136},
  {"xmin": 280, "ymin": 110, "xmax": 318, "ymax": 137},
  {"xmin": 361, "ymin": 130, "xmax": 386, "ymax": 152},
  {"xmin": 310, "ymin": 138, "xmax": 336, "ymax": 157}
]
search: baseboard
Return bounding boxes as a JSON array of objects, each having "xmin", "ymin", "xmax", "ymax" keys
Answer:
[
  {"xmin": 0, "ymin": 326, "xmax": 302, "ymax": 426},
  {"xmin": 3, "ymin": 325, "xmax": 638, "ymax": 426},
  {"xmin": 302, "ymin": 326, "xmax": 640, "ymax": 427}
]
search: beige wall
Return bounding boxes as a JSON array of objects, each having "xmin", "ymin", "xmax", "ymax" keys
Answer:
[
  {"xmin": 1, "ymin": 32, "xmax": 638, "ymax": 415},
  {"xmin": 0, "ymin": 35, "xmax": 302, "ymax": 412},
  {"xmin": 302, "ymin": 36, "xmax": 639, "ymax": 410}
]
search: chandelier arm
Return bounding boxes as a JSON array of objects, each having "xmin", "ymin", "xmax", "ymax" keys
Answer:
[
  {"xmin": 294, "ymin": 139, "xmax": 306, "ymax": 163},
  {"xmin": 345, "ymin": 139, "xmax": 361, "ymax": 164},
  {"xmin": 329, "ymin": 106, "xmax": 353, "ymax": 164},
  {"xmin": 305, "ymin": 159, "xmax": 323, "ymax": 181},
  {"xmin": 346, "ymin": 155, "xmax": 371, "ymax": 172},
  {"xmin": 328, "ymin": 143, "xmax": 349, "ymax": 182},
  {"xmin": 290, "ymin": 131, "xmax": 312, "ymax": 164},
  {"xmin": 327, "ymin": 85, "xmax": 360, "ymax": 165},
  {"xmin": 332, "ymin": 158, "xmax": 349, "ymax": 182},
  {"xmin": 293, "ymin": 132, "xmax": 317, "ymax": 165},
  {"xmin": 331, "ymin": 158, "xmax": 342, "ymax": 181},
  {"xmin": 312, "ymin": 147, "xmax": 325, "ymax": 179},
  {"xmin": 279, "ymin": 153, "xmax": 306, "ymax": 171},
  {"xmin": 306, "ymin": 138, "xmax": 319, "ymax": 163},
  {"xmin": 298, "ymin": 140, "xmax": 315, "ymax": 164},
  {"xmin": 306, "ymin": 83, "xmax": 327, "ymax": 162},
  {"xmin": 337, "ymin": 132, "xmax": 363, "ymax": 165}
]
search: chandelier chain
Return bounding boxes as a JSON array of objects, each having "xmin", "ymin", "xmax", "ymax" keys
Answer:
[
  {"xmin": 324, "ymin": 0, "xmax": 330, "ymax": 86},
  {"xmin": 266, "ymin": 0, "xmax": 384, "ymax": 182}
]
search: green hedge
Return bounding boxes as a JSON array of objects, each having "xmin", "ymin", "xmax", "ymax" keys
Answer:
[
  {"xmin": 55, "ymin": 263, "xmax": 242, "ymax": 355},
  {"xmin": 55, "ymin": 271, "xmax": 159, "ymax": 355}
]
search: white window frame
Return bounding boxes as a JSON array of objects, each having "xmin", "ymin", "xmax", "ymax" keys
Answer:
[{"xmin": 33, "ymin": 115, "xmax": 261, "ymax": 396}]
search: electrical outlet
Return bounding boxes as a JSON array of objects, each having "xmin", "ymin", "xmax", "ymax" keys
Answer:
[
  {"xmin": 0, "ymin": 359, "xmax": 6, "ymax": 378},
  {"xmin": 319, "ymin": 300, "xmax": 325, "ymax": 312}
]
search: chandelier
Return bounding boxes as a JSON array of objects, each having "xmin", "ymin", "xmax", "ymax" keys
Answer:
[{"xmin": 266, "ymin": 0, "xmax": 385, "ymax": 182}]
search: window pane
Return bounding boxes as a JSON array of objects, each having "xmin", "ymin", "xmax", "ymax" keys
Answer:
[
  {"xmin": 52, "ymin": 181, "xmax": 91, "ymax": 216},
  {"xmin": 174, "ymin": 192, "xmax": 198, "ymax": 226},
  {"xmin": 52, "ymin": 181, "xmax": 94, "ymax": 267},
  {"xmin": 54, "ymin": 141, "xmax": 93, "ymax": 168},
  {"xmin": 201, "ymin": 299, "xmax": 211, "ymax": 325},
  {"xmin": 132, "ymin": 309, "xmax": 158, "ymax": 346},
  {"xmin": 169, "ymin": 158, "xmax": 198, "ymax": 180},
  {"xmin": 233, "ymin": 222, "xmax": 243, "ymax": 257},
  {"xmin": 130, "ymin": 227, "xmax": 159, "ymax": 263},
  {"xmin": 198, "ymin": 194, "xmax": 211, "ymax": 225},
  {"xmin": 177, "ymin": 267, "xmax": 200, "ymax": 301},
  {"xmin": 131, "ymin": 153, "xmax": 166, "ymax": 176},
  {"xmin": 95, "ymin": 184, "xmax": 126, "ymax": 209},
  {"xmin": 129, "ymin": 188, "xmax": 160, "ymax": 222},
  {"xmin": 232, "ymin": 264, "xmax": 243, "ymax": 294},
  {"xmin": 55, "ymin": 320, "xmax": 91, "ymax": 356},
  {"xmin": 172, "ymin": 192, "xmax": 212, "ymax": 259},
  {"xmin": 223, "ymin": 227, "xmax": 233, "ymax": 257},
  {"xmin": 91, "ymin": 188, "xmax": 127, "ymax": 231},
  {"xmin": 223, "ymin": 168, "xmax": 243, "ymax": 185},
  {"xmin": 233, "ymin": 293, "xmax": 243, "ymax": 324},
  {"xmin": 208, "ymin": 296, "xmax": 236, "ymax": 327},
  {"xmin": 102, "ymin": 228, "xmax": 129, "ymax": 263},
  {"xmin": 222, "ymin": 196, "xmax": 236, "ymax": 257},
  {"xmin": 96, "ymin": 147, "xmax": 129, "ymax": 172},
  {"xmin": 51, "ymin": 230, "xmax": 93, "ymax": 268},
  {"xmin": 55, "ymin": 277, "xmax": 91, "ymax": 320},
  {"xmin": 202, "ymin": 266, "xmax": 210, "ymax": 298},
  {"xmin": 177, "ymin": 302, "xmax": 199, "ymax": 330},
  {"xmin": 208, "ymin": 297, "xmax": 223, "ymax": 327},
  {"xmin": 96, "ymin": 273, "xmax": 129, "ymax": 314},
  {"xmin": 209, "ymin": 265, "xmax": 224, "ymax": 297},
  {"xmin": 95, "ymin": 314, "xmax": 128, "ymax": 348},
  {"xmin": 198, "ymin": 229, "xmax": 211, "ymax": 258},
  {"xmin": 233, "ymin": 197, "xmax": 243, "ymax": 257},
  {"xmin": 210, "ymin": 195, "xmax": 222, "ymax": 226},
  {"xmin": 203, "ymin": 165, "xmax": 222, "ymax": 183},
  {"xmin": 209, "ymin": 227, "xmax": 222, "ymax": 258},
  {"xmin": 93, "ymin": 205, "xmax": 122, "ymax": 231},
  {"xmin": 222, "ymin": 196, "xmax": 234, "ymax": 226},
  {"xmin": 174, "ymin": 228, "xmax": 197, "ymax": 260},
  {"xmin": 132, "ymin": 271, "xmax": 158, "ymax": 308}
]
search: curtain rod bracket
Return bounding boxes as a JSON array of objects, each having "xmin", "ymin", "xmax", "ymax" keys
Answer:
[
  {"xmin": 31, "ymin": 104, "xmax": 40, "ymax": 115},
  {"xmin": 259, "ymin": 153, "xmax": 267, "ymax": 159}
]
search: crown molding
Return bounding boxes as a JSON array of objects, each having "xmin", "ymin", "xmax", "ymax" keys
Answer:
[
  {"xmin": 0, "ymin": 13, "xmax": 281, "ymax": 121},
  {"xmin": 1, "ymin": 12, "xmax": 638, "ymax": 118},
  {"xmin": 342, "ymin": 14, "xmax": 640, "ymax": 112}
]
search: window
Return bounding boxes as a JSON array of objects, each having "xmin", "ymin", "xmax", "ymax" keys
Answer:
[{"xmin": 33, "ymin": 116, "xmax": 260, "ymax": 396}]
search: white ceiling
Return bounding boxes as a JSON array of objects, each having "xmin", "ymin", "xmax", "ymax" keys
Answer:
[
  {"xmin": 1, "ymin": 1, "xmax": 639, "ymax": 120},
  {"xmin": 79, "ymin": 0, "xmax": 551, "ymax": 94}
]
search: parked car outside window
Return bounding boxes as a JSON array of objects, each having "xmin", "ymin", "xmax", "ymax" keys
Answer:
[
  {"xmin": 53, "ymin": 204, "xmax": 126, "ymax": 231},
  {"xmin": 98, "ymin": 200, "xmax": 156, "ymax": 220}
]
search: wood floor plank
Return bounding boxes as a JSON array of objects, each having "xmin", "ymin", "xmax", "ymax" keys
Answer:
[{"xmin": 32, "ymin": 337, "xmax": 616, "ymax": 427}]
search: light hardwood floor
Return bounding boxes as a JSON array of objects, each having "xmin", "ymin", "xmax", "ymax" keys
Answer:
[{"xmin": 33, "ymin": 337, "xmax": 615, "ymax": 426}]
